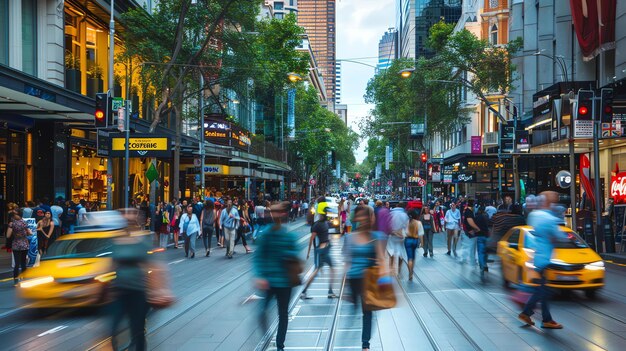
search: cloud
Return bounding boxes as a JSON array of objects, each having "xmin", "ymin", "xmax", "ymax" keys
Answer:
[{"xmin": 336, "ymin": 0, "xmax": 395, "ymax": 162}]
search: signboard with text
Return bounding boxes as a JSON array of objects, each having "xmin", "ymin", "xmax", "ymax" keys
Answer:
[
  {"xmin": 109, "ymin": 134, "xmax": 171, "ymax": 157},
  {"xmin": 611, "ymin": 172, "xmax": 626, "ymax": 204},
  {"xmin": 204, "ymin": 115, "xmax": 251, "ymax": 150}
]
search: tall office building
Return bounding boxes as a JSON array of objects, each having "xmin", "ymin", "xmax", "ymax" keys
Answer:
[
  {"xmin": 335, "ymin": 62, "xmax": 341, "ymax": 103},
  {"xmin": 378, "ymin": 29, "xmax": 397, "ymax": 72},
  {"xmin": 298, "ymin": 0, "xmax": 337, "ymax": 108},
  {"xmin": 397, "ymin": 0, "xmax": 462, "ymax": 59}
]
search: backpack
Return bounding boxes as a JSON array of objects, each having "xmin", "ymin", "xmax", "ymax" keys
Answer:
[{"xmin": 202, "ymin": 209, "xmax": 215, "ymax": 228}]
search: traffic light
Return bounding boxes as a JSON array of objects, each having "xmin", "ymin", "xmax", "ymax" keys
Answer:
[
  {"xmin": 420, "ymin": 152, "xmax": 428, "ymax": 163},
  {"xmin": 600, "ymin": 88, "xmax": 614, "ymax": 123},
  {"xmin": 575, "ymin": 89, "xmax": 594, "ymax": 121},
  {"xmin": 94, "ymin": 93, "xmax": 110, "ymax": 128}
]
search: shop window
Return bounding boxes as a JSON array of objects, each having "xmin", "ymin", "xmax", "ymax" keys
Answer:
[
  {"xmin": 71, "ymin": 146, "xmax": 108, "ymax": 205},
  {"xmin": 22, "ymin": 0, "xmax": 37, "ymax": 76},
  {"xmin": 0, "ymin": 0, "xmax": 8, "ymax": 65}
]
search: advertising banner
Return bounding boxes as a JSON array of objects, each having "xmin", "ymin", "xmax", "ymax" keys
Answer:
[{"xmin": 109, "ymin": 134, "xmax": 170, "ymax": 157}]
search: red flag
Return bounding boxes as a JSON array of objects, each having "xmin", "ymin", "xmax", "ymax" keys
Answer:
[
  {"xmin": 570, "ymin": 0, "xmax": 617, "ymax": 61},
  {"xmin": 580, "ymin": 154, "xmax": 595, "ymax": 207}
]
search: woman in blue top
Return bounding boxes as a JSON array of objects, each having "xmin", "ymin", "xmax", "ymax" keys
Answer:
[{"xmin": 344, "ymin": 205, "xmax": 387, "ymax": 351}]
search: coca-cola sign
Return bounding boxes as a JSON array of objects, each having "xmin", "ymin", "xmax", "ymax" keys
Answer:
[{"xmin": 611, "ymin": 172, "xmax": 626, "ymax": 204}]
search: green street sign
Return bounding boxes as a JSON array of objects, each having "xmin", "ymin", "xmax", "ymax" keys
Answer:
[
  {"xmin": 112, "ymin": 97, "xmax": 125, "ymax": 111},
  {"xmin": 145, "ymin": 163, "xmax": 159, "ymax": 183}
]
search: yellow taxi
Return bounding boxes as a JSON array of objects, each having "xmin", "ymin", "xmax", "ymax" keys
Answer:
[
  {"xmin": 18, "ymin": 210, "xmax": 150, "ymax": 308},
  {"xmin": 497, "ymin": 225, "xmax": 605, "ymax": 298}
]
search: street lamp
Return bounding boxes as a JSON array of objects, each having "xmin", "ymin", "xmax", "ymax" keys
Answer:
[
  {"xmin": 398, "ymin": 68, "xmax": 415, "ymax": 78},
  {"xmin": 288, "ymin": 72, "xmax": 303, "ymax": 83}
]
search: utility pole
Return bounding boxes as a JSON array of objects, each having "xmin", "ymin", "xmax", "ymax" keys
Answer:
[{"xmin": 106, "ymin": 0, "xmax": 115, "ymax": 209}]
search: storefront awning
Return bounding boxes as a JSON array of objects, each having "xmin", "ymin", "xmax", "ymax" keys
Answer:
[{"xmin": 0, "ymin": 66, "xmax": 94, "ymax": 122}]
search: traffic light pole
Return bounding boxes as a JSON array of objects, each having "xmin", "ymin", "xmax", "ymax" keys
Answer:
[{"xmin": 592, "ymin": 96, "xmax": 604, "ymax": 252}]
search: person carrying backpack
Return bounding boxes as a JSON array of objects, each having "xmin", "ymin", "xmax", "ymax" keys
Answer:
[{"xmin": 200, "ymin": 200, "xmax": 216, "ymax": 257}]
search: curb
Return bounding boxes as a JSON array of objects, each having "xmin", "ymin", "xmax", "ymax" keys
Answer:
[{"xmin": 601, "ymin": 253, "xmax": 626, "ymax": 266}]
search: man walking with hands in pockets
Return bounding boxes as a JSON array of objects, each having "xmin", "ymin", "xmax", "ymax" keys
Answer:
[{"xmin": 220, "ymin": 199, "xmax": 240, "ymax": 259}]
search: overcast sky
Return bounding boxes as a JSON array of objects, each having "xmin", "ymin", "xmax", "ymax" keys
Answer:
[{"xmin": 336, "ymin": 0, "xmax": 395, "ymax": 163}]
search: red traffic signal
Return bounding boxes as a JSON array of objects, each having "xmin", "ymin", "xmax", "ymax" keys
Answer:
[
  {"xmin": 601, "ymin": 88, "xmax": 614, "ymax": 123},
  {"xmin": 420, "ymin": 152, "xmax": 428, "ymax": 163},
  {"xmin": 576, "ymin": 90, "xmax": 594, "ymax": 121},
  {"xmin": 94, "ymin": 92, "xmax": 110, "ymax": 128}
]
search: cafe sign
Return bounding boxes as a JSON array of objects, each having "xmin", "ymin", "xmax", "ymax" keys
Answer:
[
  {"xmin": 611, "ymin": 172, "xmax": 626, "ymax": 204},
  {"xmin": 109, "ymin": 134, "xmax": 170, "ymax": 157}
]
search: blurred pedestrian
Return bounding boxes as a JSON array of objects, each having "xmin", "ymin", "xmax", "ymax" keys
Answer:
[
  {"xmin": 215, "ymin": 201, "xmax": 224, "ymax": 247},
  {"xmin": 460, "ymin": 199, "xmax": 479, "ymax": 265},
  {"xmin": 489, "ymin": 204, "xmax": 526, "ymax": 253},
  {"xmin": 234, "ymin": 200, "xmax": 253, "ymax": 253},
  {"xmin": 301, "ymin": 207, "xmax": 336, "ymax": 299},
  {"xmin": 50, "ymin": 198, "xmax": 63, "ymax": 241},
  {"xmin": 36, "ymin": 211, "xmax": 54, "ymax": 255},
  {"xmin": 110, "ymin": 233, "xmax": 151, "ymax": 350},
  {"xmin": 387, "ymin": 202, "xmax": 408, "ymax": 275},
  {"xmin": 344, "ymin": 205, "xmax": 387, "ymax": 351},
  {"xmin": 180, "ymin": 205, "xmax": 200, "ymax": 259},
  {"xmin": 155, "ymin": 202, "xmax": 168, "ymax": 248},
  {"xmin": 171, "ymin": 203, "xmax": 182, "ymax": 249},
  {"xmin": 254, "ymin": 202, "xmax": 301, "ymax": 351},
  {"xmin": 474, "ymin": 206, "xmax": 491, "ymax": 279},
  {"xmin": 420, "ymin": 205, "xmax": 435, "ymax": 257},
  {"xmin": 200, "ymin": 200, "xmax": 216, "ymax": 257},
  {"xmin": 220, "ymin": 199, "xmax": 240, "ymax": 258},
  {"xmin": 253, "ymin": 200, "xmax": 266, "ymax": 239},
  {"xmin": 518, "ymin": 191, "xmax": 567, "ymax": 329},
  {"xmin": 444, "ymin": 202, "xmax": 461, "ymax": 256},
  {"xmin": 6, "ymin": 210, "xmax": 33, "ymax": 285},
  {"xmin": 405, "ymin": 210, "xmax": 423, "ymax": 280}
]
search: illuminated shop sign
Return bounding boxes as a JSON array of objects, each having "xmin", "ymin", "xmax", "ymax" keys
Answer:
[
  {"xmin": 611, "ymin": 172, "xmax": 626, "ymax": 204},
  {"xmin": 204, "ymin": 115, "xmax": 252, "ymax": 151}
]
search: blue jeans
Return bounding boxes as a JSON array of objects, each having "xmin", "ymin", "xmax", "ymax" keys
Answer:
[
  {"xmin": 522, "ymin": 271, "xmax": 553, "ymax": 322},
  {"xmin": 476, "ymin": 236, "xmax": 488, "ymax": 270}
]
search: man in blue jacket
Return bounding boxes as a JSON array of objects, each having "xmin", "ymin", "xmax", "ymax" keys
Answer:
[{"xmin": 518, "ymin": 191, "xmax": 568, "ymax": 329}]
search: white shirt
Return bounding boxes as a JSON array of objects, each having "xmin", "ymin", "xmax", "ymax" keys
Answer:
[
  {"xmin": 444, "ymin": 208, "xmax": 461, "ymax": 230},
  {"xmin": 389, "ymin": 208, "xmax": 409, "ymax": 237},
  {"xmin": 255, "ymin": 205, "xmax": 266, "ymax": 219},
  {"xmin": 77, "ymin": 205, "xmax": 87, "ymax": 226},
  {"xmin": 485, "ymin": 206, "xmax": 497, "ymax": 219}
]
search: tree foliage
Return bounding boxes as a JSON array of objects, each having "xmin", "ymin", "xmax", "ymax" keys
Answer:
[
  {"xmin": 363, "ymin": 20, "xmax": 522, "ymax": 171},
  {"xmin": 290, "ymin": 85, "xmax": 358, "ymax": 176}
]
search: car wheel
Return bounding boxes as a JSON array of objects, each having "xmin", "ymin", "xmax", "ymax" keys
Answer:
[{"xmin": 584, "ymin": 289, "xmax": 597, "ymax": 299}]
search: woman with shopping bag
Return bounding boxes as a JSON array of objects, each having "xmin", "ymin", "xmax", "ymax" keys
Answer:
[{"xmin": 344, "ymin": 205, "xmax": 394, "ymax": 351}]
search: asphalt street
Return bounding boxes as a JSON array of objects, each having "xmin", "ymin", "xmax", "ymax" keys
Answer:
[{"xmin": 0, "ymin": 220, "xmax": 625, "ymax": 351}]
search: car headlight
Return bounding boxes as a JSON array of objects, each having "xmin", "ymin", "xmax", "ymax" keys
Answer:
[
  {"xmin": 20, "ymin": 276, "xmax": 54, "ymax": 288},
  {"xmin": 332, "ymin": 219, "xmax": 339, "ymax": 226},
  {"xmin": 584, "ymin": 261, "xmax": 605, "ymax": 271}
]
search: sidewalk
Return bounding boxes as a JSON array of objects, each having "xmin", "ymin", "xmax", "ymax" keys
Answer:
[{"xmin": 0, "ymin": 239, "xmax": 13, "ymax": 281}]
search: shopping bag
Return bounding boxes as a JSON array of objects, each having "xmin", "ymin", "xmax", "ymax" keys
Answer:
[
  {"xmin": 146, "ymin": 262, "xmax": 175, "ymax": 309},
  {"xmin": 363, "ymin": 266, "xmax": 397, "ymax": 311}
]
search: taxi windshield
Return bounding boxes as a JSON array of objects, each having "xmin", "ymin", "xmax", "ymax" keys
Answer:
[
  {"xmin": 43, "ymin": 238, "xmax": 115, "ymax": 260},
  {"xmin": 527, "ymin": 230, "xmax": 588, "ymax": 249}
]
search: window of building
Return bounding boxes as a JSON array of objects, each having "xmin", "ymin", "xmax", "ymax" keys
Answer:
[
  {"xmin": 275, "ymin": 13, "xmax": 284, "ymax": 19},
  {"xmin": 289, "ymin": 0, "xmax": 295, "ymax": 5},
  {"xmin": 0, "ymin": 0, "xmax": 7, "ymax": 65},
  {"xmin": 274, "ymin": 2, "xmax": 283, "ymax": 10},
  {"xmin": 22, "ymin": 0, "xmax": 37, "ymax": 75},
  {"xmin": 490, "ymin": 24, "xmax": 498, "ymax": 45}
]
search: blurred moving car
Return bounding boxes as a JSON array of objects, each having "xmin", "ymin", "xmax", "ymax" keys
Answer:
[
  {"xmin": 497, "ymin": 225, "xmax": 605, "ymax": 298},
  {"xmin": 17, "ymin": 211, "xmax": 149, "ymax": 308},
  {"xmin": 307, "ymin": 197, "xmax": 340, "ymax": 233}
]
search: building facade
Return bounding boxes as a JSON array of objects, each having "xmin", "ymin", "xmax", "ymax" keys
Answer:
[
  {"xmin": 509, "ymin": 0, "xmax": 626, "ymax": 211},
  {"xmin": 297, "ymin": 0, "xmax": 337, "ymax": 109},
  {"xmin": 396, "ymin": 0, "xmax": 462, "ymax": 59},
  {"xmin": 377, "ymin": 29, "xmax": 397, "ymax": 72}
]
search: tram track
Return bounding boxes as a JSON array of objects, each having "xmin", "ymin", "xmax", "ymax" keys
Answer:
[
  {"xmin": 396, "ymin": 270, "xmax": 483, "ymax": 351},
  {"xmin": 433, "ymin": 255, "xmax": 607, "ymax": 351}
]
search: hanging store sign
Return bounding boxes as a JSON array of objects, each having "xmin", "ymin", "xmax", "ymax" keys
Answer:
[
  {"xmin": 204, "ymin": 115, "xmax": 252, "ymax": 150},
  {"xmin": 556, "ymin": 170, "xmax": 572, "ymax": 189},
  {"xmin": 109, "ymin": 134, "xmax": 170, "ymax": 157},
  {"xmin": 471, "ymin": 136, "xmax": 482, "ymax": 154},
  {"xmin": 203, "ymin": 164, "xmax": 230, "ymax": 175},
  {"xmin": 611, "ymin": 172, "xmax": 626, "ymax": 204}
]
